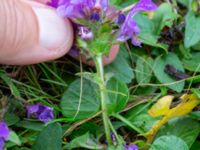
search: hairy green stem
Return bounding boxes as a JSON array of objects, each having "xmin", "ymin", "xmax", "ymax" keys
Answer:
[{"xmin": 95, "ymin": 55, "xmax": 112, "ymax": 145}]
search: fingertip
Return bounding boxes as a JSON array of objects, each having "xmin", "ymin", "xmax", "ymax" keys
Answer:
[{"xmin": 31, "ymin": 4, "xmax": 74, "ymax": 52}]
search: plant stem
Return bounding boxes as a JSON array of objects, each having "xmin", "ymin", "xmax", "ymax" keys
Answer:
[{"xmin": 95, "ymin": 55, "xmax": 112, "ymax": 145}]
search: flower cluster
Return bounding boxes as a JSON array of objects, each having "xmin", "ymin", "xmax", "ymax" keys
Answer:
[
  {"xmin": 50, "ymin": 0, "xmax": 157, "ymax": 48},
  {"xmin": 0, "ymin": 122, "xmax": 10, "ymax": 150},
  {"xmin": 26, "ymin": 103, "xmax": 54, "ymax": 123}
]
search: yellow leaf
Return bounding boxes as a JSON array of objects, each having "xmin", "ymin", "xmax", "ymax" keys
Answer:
[
  {"xmin": 148, "ymin": 95, "xmax": 174, "ymax": 117},
  {"xmin": 146, "ymin": 94, "xmax": 200, "ymax": 143},
  {"xmin": 168, "ymin": 94, "xmax": 200, "ymax": 118}
]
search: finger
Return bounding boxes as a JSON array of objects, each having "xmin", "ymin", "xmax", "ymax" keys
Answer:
[{"xmin": 0, "ymin": 0, "xmax": 73, "ymax": 65}]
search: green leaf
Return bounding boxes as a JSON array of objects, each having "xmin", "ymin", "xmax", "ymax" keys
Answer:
[
  {"xmin": 182, "ymin": 52, "xmax": 200, "ymax": 72},
  {"xmin": 105, "ymin": 50, "xmax": 134, "ymax": 84},
  {"xmin": 190, "ymin": 111, "xmax": 200, "ymax": 119},
  {"xmin": 135, "ymin": 56, "xmax": 153, "ymax": 84},
  {"xmin": 150, "ymin": 135, "xmax": 189, "ymax": 150},
  {"xmin": 32, "ymin": 123, "xmax": 62, "ymax": 150},
  {"xmin": 106, "ymin": 77, "xmax": 129, "ymax": 114},
  {"xmin": 191, "ymin": 141, "xmax": 200, "ymax": 150},
  {"xmin": 153, "ymin": 53, "xmax": 185, "ymax": 92},
  {"xmin": 66, "ymin": 133, "xmax": 103, "ymax": 149},
  {"xmin": 134, "ymin": 14, "xmax": 168, "ymax": 51},
  {"xmin": 89, "ymin": 33, "xmax": 112, "ymax": 55},
  {"xmin": 8, "ymin": 131, "xmax": 22, "ymax": 146},
  {"xmin": 16, "ymin": 121, "xmax": 45, "ymax": 131},
  {"xmin": 128, "ymin": 112, "xmax": 159, "ymax": 133},
  {"xmin": 184, "ymin": 11, "xmax": 200, "ymax": 48},
  {"xmin": 0, "ymin": 71, "xmax": 21, "ymax": 97},
  {"xmin": 156, "ymin": 117, "xmax": 200, "ymax": 148},
  {"xmin": 61, "ymin": 79, "xmax": 100, "ymax": 120},
  {"xmin": 152, "ymin": 3, "xmax": 177, "ymax": 35},
  {"xmin": 177, "ymin": 0, "xmax": 190, "ymax": 7},
  {"xmin": 4, "ymin": 113, "xmax": 20, "ymax": 126},
  {"xmin": 192, "ymin": 88, "xmax": 200, "ymax": 98}
]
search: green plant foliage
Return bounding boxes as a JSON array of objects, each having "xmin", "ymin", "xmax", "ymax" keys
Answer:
[
  {"xmin": 184, "ymin": 11, "xmax": 200, "ymax": 48},
  {"xmin": 105, "ymin": 50, "xmax": 134, "ymax": 84},
  {"xmin": 0, "ymin": 71, "xmax": 21, "ymax": 97},
  {"xmin": 153, "ymin": 53, "xmax": 185, "ymax": 92},
  {"xmin": 8, "ymin": 131, "xmax": 22, "ymax": 146},
  {"xmin": 32, "ymin": 123, "xmax": 62, "ymax": 150},
  {"xmin": 191, "ymin": 141, "xmax": 200, "ymax": 150},
  {"xmin": 156, "ymin": 117, "xmax": 200, "ymax": 148},
  {"xmin": 16, "ymin": 121, "xmax": 45, "ymax": 131},
  {"xmin": 182, "ymin": 52, "xmax": 200, "ymax": 72},
  {"xmin": 150, "ymin": 135, "xmax": 189, "ymax": 150},
  {"xmin": 152, "ymin": 3, "xmax": 177, "ymax": 35},
  {"xmin": 135, "ymin": 56, "xmax": 153, "ymax": 84},
  {"xmin": 4, "ymin": 113, "xmax": 20, "ymax": 126},
  {"xmin": 66, "ymin": 132, "xmax": 103, "ymax": 149},
  {"xmin": 61, "ymin": 79, "xmax": 100, "ymax": 120},
  {"xmin": 134, "ymin": 14, "xmax": 168, "ymax": 51},
  {"xmin": 106, "ymin": 77, "xmax": 129, "ymax": 114},
  {"xmin": 1, "ymin": 0, "xmax": 200, "ymax": 149}
]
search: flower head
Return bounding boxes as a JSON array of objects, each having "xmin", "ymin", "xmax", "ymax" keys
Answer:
[
  {"xmin": 124, "ymin": 144, "xmax": 138, "ymax": 150},
  {"xmin": 26, "ymin": 103, "xmax": 54, "ymax": 123},
  {"xmin": 118, "ymin": 0, "xmax": 158, "ymax": 46},
  {"xmin": 57, "ymin": 0, "xmax": 109, "ymax": 21},
  {"xmin": 55, "ymin": 0, "xmax": 157, "ymax": 53},
  {"xmin": 0, "ymin": 122, "xmax": 10, "ymax": 150}
]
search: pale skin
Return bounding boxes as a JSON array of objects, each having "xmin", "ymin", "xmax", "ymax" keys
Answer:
[{"xmin": 0, "ymin": 0, "xmax": 119, "ymax": 65}]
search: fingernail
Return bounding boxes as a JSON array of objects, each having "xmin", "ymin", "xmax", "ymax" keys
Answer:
[{"xmin": 32, "ymin": 6, "xmax": 73, "ymax": 51}]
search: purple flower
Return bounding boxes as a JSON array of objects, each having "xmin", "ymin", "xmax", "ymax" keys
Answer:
[
  {"xmin": 124, "ymin": 144, "xmax": 138, "ymax": 150},
  {"xmin": 68, "ymin": 46, "xmax": 80, "ymax": 58},
  {"xmin": 26, "ymin": 103, "xmax": 54, "ymax": 123},
  {"xmin": 57, "ymin": 0, "xmax": 109, "ymax": 20},
  {"xmin": 78, "ymin": 26, "xmax": 93, "ymax": 40},
  {"xmin": 115, "ymin": 13, "xmax": 126, "ymax": 25},
  {"xmin": 47, "ymin": 0, "xmax": 60, "ymax": 8},
  {"xmin": 0, "ymin": 122, "xmax": 10, "ymax": 150},
  {"xmin": 94, "ymin": 0, "xmax": 109, "ymax": 11},
  {"xmin": 118, "ymin": 0, "xmax": 158, "ymax": 46},
  {"xmin": 133, "ymin": 0, "xmax": 158, "ymax": 12}
]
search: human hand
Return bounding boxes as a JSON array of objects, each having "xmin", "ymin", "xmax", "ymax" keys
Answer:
[
  {"xmin": 0, "ymin": 0, "xmax": 73, "ymax": 65},
  {"xmin": 0, "ymin": 0, "xmax": 118, "ymax": 65}
]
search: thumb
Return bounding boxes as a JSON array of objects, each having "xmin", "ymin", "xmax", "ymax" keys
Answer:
[{"xmin": 0, "ymin": 0, "xmax": 73, "ymax": 65}]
